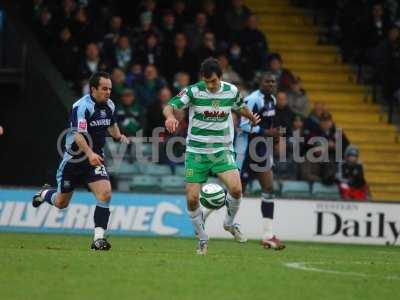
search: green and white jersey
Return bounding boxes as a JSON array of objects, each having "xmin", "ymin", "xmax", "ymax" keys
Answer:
[{"xmin": 168, "ymin": 80, "xmax": 245, "ymax": 154}]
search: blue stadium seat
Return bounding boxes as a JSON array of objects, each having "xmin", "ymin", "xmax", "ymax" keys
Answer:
[
  {"xmin": 142, "ymin": 163, "xmax": 172, "ymax": 176},
  {"xmin": 280, "ymin": 180, "xmax": 311, "ymax": 199},
  {"xmin": 160, "ymin": 176, "xmax": 185, "ymax": 192},
  {"xmin": 250, "ymin": 180, "xmax": 281, "ymax": 195},
  {"xmin": 312, "ymin": 182, "xmax": 341, "ymax": 200},
  {"xmin": 174, "ymin": 165, "xmax": 186, "ymax": 176},
  {"xmin": 130, "ymin": 175, "xmax": 160, "ymax": 190}
]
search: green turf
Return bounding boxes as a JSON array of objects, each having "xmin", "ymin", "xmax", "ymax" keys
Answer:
[{"xmin": 0, "ymin": 233, "xmax": 399, "ymax": 300}]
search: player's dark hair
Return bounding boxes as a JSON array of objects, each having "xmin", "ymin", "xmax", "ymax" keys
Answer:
[
  {"xmin": 200, "ymin": 57, "xmax": 222, "ymax": 78},
  {"xmin": 89, "ymin": 71, "xmax": 111, "ymax": 91}
]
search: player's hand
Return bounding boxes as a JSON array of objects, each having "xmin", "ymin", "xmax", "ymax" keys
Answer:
[
  {"xmin": 250, "ymin": 113, "xmax": 261, "ymax": 126},
  {"xmin": 119, "ymin": 134, "xmax": 130, "ymax": 144},
  {"xmin": 88, "ymin": 152, "xmax": 103, "ymax": 166},
  {"xmin": 165, "ymin": 116, "xmax": 179, "ymax": 133}
]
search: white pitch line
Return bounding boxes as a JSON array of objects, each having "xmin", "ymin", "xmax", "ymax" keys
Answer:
[{"xmin": 284, "ymin": 262, "xmax": 400, "ymax": 281}]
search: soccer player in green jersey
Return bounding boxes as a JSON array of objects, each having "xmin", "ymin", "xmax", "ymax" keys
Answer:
[{"xmin": 163, "ymin": 58, "xmax": 260, "ymax": 255}]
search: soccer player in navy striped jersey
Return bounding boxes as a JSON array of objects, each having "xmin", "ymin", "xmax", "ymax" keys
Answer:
[
  {"xmin": 32, "ymin": 71, "xmax": 129, "ymax": 250},
  {"xmin": 235, "ymin": 73, "xmax": 285, "ymax": 250}
]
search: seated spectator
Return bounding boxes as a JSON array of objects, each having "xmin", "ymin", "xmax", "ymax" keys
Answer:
[
  {"xmin": 51, "ymin": 26, "xmax": 79, "ymax": 81},
  {"xmin": 162, "ymin": 33, "xmax": 198, "ymax": 83},
  {"xmin": 224, "ymin": 0, "xmax": 252, "ymax": 40},
  {"xmin": 337, "ymin": 145, "xmax": 369, "ymax": 200},
  {"xmin": 286, "ymin": 77, "xmax": 309, "ymax": 117},
  {"xmin": 135, "ymin": 64, "xmax": 167, "ymax": 109},
  {"xmin": 110, "ymin": 35, "xmax": 133, "ymax": 71},
  {"xmin": 289, "ymin": 114, "xmax": 306, "ymax": 159},
  {"xmin": 274, "ymin": 91, "xmax": 295, "ymax": 135},
  {"xmin": 111, "ymin": 68, "xmax": 127, "ymax": 102},
  {"xmin": 103, "ymin": 15, "xmax": 125, "ymax": 56},
  {"xmin": 126, "ymin": 63, "xmax": 144, "ymax": 88},
  {"xmin": 131, "ymin": 11, "xmax": 160, "ymax": 46},
  {"xmin": 202, "ymin": 0, "xmax": 224, "ymax": 42},
  {"xmin": 71, "ymin": 7, "xmax": 94, "ymax": 48},
  {"xmin": 54, "ymin": 0, "xmax": 76, "ymax": 28},
  {"xmin": 228, "ymin": 42, "xmax": 252, "ymax": 81},
  {"xmin": 115, "ymin": 89, "xmax": 143, "ymax": 137},
  {"xmin": 145, "ymin": 87, "xmax": 172, "ymax": 137},
  {"xmin": 137, "ymin": 33, "xmax": 163, "ymax": 70},
  {"xmin": 159, "ymin": 10, "xmax": 178, "ymax": 48},
  {"xmin": 267, "ymin": 53, "xmax": 296, "ymax": 92},
  {"xmin": 304, "ymin": 102, "xmax": 326, "ymax": 136},
  {"xmin": 78, "ymin": 42, "xmax": 108, "ymax": 87},
  {"xmin": 185, "ymin": 12, "xmax": 210, "ymax": 50},
  {"xmin": 34, "ymin": 7, "xmax": 55, "ymax": 47},
  {"xmin": 172, "ymin": 0, "xmax": 189, "ymax": 30},
  {"xmin": 218, "ymin": 53, "xmax": 243, "ymax": 86},
  {"xmin": 239, "ymin": 14, "xmax": 268, "ymax": 73},
  {"xmin": 196, "ymin": 32, "xmax": 218, "ymax": 63},
  {"xmin": 172, "ymin": 72, "xmax": 191, "ymax": 94}
]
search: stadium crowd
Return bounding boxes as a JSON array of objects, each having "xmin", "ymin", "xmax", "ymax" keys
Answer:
[{"xmin": 25, "ymin": 0, "xmax": 369, "ymax": 200}]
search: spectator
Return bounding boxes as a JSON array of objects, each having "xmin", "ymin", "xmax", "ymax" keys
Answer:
[
  {"xmin": 35, "ymin": 7, "xmax": 55, "ymax": 47},
  {"xmin": 0, "ymin": 125, "xmax": 4, "ymax": 136},
  {"xmin": 274, "ymin": 91, "xmax": 295, "ymax": 134},
  {"xmin": 111, "ymin": 35, "xmax": 133, "ymax": 71},
  {"xmin": 202, "ymin": 0, "xmax": 224, "ymax": 41},
  {"xmin": 137, "ymin": 33, "xmax": 163, "ymax": 69},
  {"xmin": 145, "ymin": 87, "xmax": 172, "ymax": 136},
  {"xmin": 218, "ymin": 53, "xmax": 242, "ymax": 86},
  {"xmin": 51, "ymin": 26, "xmax": 79, "ymax": 81},
  {"xmin": 115, "ymin": 89, "xmax": 143, "ymax": 137},
  {"xmin": 359, "ymin": 2, "xmax": 392, "ymax": 62},
  {"xmin": 196, "ymin": 32, "xmax": 218, "ymax": 63},
  {"xmin": 286, "ymin": 77, "xmax": 309, "ymax": 117},
  {"xmin": 337, "ymin": 145, "xmax": 369, "ymax": 200},
  {"xmin": 239, "ymin": 14, "xmax": 268, "ymax": 73},
  {"xmin": 228, "ymin": 42, "xmax": 252, "ymax": 81},
  {"xmin": 135, "ymin": 64, "xmax": 167, "ymax": 109},
  {"xmin": 132, "ymin": 11, "xmax": 160, "ymax": 46},
  {"xmin": 55, "ymin": 0, "xmax": 77, "ymax": 28},
  {"xmin": 126, "ymin": 63, "xmax": 144, "ymax": 88},
  {"xmin": 138, "ymin": 0, "xmax": 159, "ymax": 26},
  {"xmin": 304, "ymin": 102, "xmax": 326, "ymax": 136},
  {"xmin": 185, "ymin": 12, "xmax": 210, "ymax": 50},
  {"xmin": 78, "ymin": 42, "xmax": 107, "ymax": 84},
  {"xmin": 71, "ymin": 7, "xmax": 93, "ymax": 48},
  {"xmin": 162, "ymin": 33, "xmax": 198, "ymax": 83},
  {"xmin": 111, "ymin": 68, "xmax": 127, "ymax": 102},
  {"xmin": 103, "ymin": 16, "xmax": 125, "ymax": 58},
  {"xmin": 267, "ymin": 53, "xmax": 296, "ymax": 91},
  {"xmin": 172, "ymin": 72, "xmax": 191, "ymax": 94},
  {"xmin": 224, "ymin": 0, "xmax": 252, "ymax": 39},
  {"xmin": 159, "ymin": 10, "xmax": 177, "ymax": 48},
  {"xmin": 172, "ymin": 0, "xmax": 189, "ymax": 31}
]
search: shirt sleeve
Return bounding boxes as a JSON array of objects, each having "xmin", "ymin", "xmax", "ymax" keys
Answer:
[
  {"xmin": 168, "ymin": 88, "xmax": 191, "ymax": 109},
  {"xmin": 239, "ymin": 96, "xmax": 261, "ymax": 134},
  {"xmin": 232, "ymin": 90, "xmax": 246, "ymax": 111},
  {"xmin": 70, "ymin": 103, "xmax": 88, "ymax": 133}
]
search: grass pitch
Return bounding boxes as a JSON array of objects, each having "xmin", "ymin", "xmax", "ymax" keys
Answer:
[{"xmin": 0, "ymin": 233, "xmax": 399, "ymax": 300}]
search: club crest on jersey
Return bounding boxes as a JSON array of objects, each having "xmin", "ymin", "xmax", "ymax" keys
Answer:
[
  {"xmin": 211, "ymin": 100, "xmax": 219, "ymax": 109},
  {"xmin": 100, "ymin": 109, "xmax": 107, "ymax": 118}
]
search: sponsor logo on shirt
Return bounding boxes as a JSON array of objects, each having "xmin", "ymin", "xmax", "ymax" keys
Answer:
[{"xmin": 78, "ymin": 119, "xmax": 87, "ymax": 131}]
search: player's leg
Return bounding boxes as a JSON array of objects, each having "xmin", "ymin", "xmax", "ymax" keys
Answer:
[
  {"xmin": 88, "ymin": 179, "xmax": 112, "ymax": 250},
  {"xmin": 185, "ymin": 152, "xmax": 210, "ymax": 255},
  {"xmin": 257, "ymin": 170, "xmax": 285, "ymax": 250}
]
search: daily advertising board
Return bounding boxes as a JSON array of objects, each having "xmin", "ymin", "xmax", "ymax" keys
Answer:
[{"xmin": 0, "ymin": 188, "xmax": 399, "ymax": 246}]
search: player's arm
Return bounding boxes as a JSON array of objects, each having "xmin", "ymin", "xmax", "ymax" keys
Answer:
[
  {"xmin": 239, "ymin": 106, "xmax": 261, "ymax": 126},
  {"xmin": 74, "ymin": 133, "xmax": 103, "ymax": 166},
  {"xmin": 107, "ymin": 123, "xmax": 130, "ymax": 144},
  {"xmin": 163, "ymin": 88, "xmax": 190, "ymax": 133}
]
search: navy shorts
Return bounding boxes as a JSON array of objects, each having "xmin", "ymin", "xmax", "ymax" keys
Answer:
[
  {"xmin": 56, "ymin": 159, "xmax": 109, "ymax": 193},
  {"xmin": 238, "ymin": 142, "xmax": 273, "ymax": 183}
]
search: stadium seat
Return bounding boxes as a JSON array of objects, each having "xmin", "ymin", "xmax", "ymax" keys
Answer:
[
  {"xmin": 160, "ymin": 175, "xmax": 185, "ymax": 192},
  {"xmin": 174, "ymin": 165, "xmax": 186, "ymax": 176},
  {"xmin": 280, "ymin": 180, "xmax": 311, "ymax": 199},
  {"xmin": 130, "ymin": 175, "xmax": 160, "ymax": 191},
  {"xmin": 142, "ymin": 163, "xmax": 172, "ymax": 176},
  {"xmin": 312, "ymin": 182, "xmax": 341, "ymax": 200},
  {"xmin": 112, "ymin": 161, "xmax": 139, "ymax": 175},
  {"xmin": 250, "ymin": 180, "xmax": 281, "ymax": 195}
]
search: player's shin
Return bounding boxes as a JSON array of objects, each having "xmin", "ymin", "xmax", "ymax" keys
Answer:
[
  {"xmin": 261, "ymin": 193, "xmax": 274, "ymax": 240},
  {"xmin": 189, "ymin": 207, "xmax": 208, "ymax": 241},
  {"xmin": 42, "ymin": 189, "xmax": 57, "ymax": 205},
  {"xmin": 224, "ymin": 192, "xmax": 242, "ymax": 227},
  {"xmin": 94, "ymin": 201, "xmax": 110, "ymax": 240}
]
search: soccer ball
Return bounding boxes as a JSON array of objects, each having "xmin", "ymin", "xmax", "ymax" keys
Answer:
[{"xmin": 200, "ymin": 183, "xmax": 226, "ymax": 209}]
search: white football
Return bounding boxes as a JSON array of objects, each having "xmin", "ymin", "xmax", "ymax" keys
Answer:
[{"xmin": 200, "ymin": 183, "xmax": 226, "ymax": 209}]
